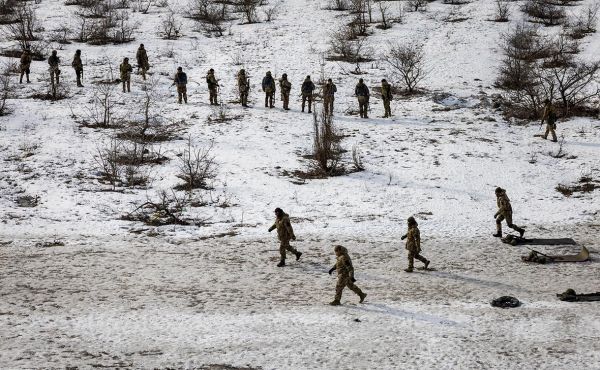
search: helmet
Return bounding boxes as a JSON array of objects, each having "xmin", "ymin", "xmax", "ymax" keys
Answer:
[
  {"xmin": 495, "ymin": 187, "xmax": 503, "ymax": 195},
  {"xmin": 76, "ymin": 49, "xmax": 81, "ymax": 54},
  {"xmin": 177, "ymin": 66, "xmax": 182, "ymax": 71},
  {"xmin": 240, "ymin": 69, "xmax": 245, "ymax": 74},
  {"xmin": 359, "ymin": 78, "xmax": 364, "ymax": 83},
  {"xmin": 52, "ymin": 50, "xmax": 57, "ymax": 55},
  {"xmin": 282, "ymin": 73, "xmax": 287, "ymax": 78},
  {"xmin": 267, "ymin": 71, "xmax": 271, "ymax": 75}
]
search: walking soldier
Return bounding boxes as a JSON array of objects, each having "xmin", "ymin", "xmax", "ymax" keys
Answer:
[
  {"xmin": 381, "ymin": 79, "xmax": 392, "ymax": 118},
  {"xmin": 173, "ymin": 67, "xmax": 188, "ymax": 104},
  {"xmin": 279, "ymin": 73, "xmax": 291, "ymax": 110},
  {"xmin": 268, "ymin": 207, "xmax": 302, "ymax": 267},
  {"xmin": 323, "ymin": 78, "xmax": 337, "ymax": 116},
  {"xmin": 120, "ymin": 57, "xmax": 132, "ymax": 93},
  {"xmin": 19, "ymin": 49, "xmax": 32, "ymax": 84},
  {"xmin": 301, "ymin": 75, "xmax": 315, "ymax": 113},
  {"xmin": 136, "ymin": 44, "xmax": 149, "ymax": 80},
  {"xmin": 72, "ymin": 50, "xmax": 83, "ymax": 87},
  {"xmin": 401, "ymin": 217, "xmax": 430, "ymax": 272},
  {"xmin": 237, "ymin": 69, "xmax": 250, "ymax": 107},
  {"xmin": 328, "ymin": 245, "xmax": 367, "ymax": 306},
  {"xmin": 355, "ymin": 78, "xmax": 370, "ymax": 118},
  {"xmin": 493, "ymin": 187, "xmax": 525, "ymax": 238},
  {"xmin": 48, "ymin": 50, "xmax": 60, "ymax": 86},
  {"xmin": 262, "ymin": 71, "xmax": 276, "ymax": 108},
  {"xmin": 206, "ymin": 68, "xmax": 219, "ymax": 105}
]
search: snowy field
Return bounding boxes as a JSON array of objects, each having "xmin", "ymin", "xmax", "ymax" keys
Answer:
[{"xmin": 1, "ymin": 0, "xmax": 600, "ymax": 368}]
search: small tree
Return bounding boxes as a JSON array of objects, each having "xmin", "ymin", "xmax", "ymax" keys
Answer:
[
  {"xmin": 176, "ymin": 137, "xmax": 217, "ymax": 190},
  {"xmin": 4, "ymin": 3, "xmax": 38, "ymax": 50},
  {"xmin": 236, "ymin": 0, "xmax": 260, "ymax": 23},
  {"xmin": 312, "ymin": 110, "xmax": 342, "ymax": 175},
  {"xmin": 160, "ymin": 8, "xmax": 181, "ymax": 39},
  {"xmin": 0, "ymin": 64, "xmax": 13, "ymax": 116},
  {"xmin": 494, "ymin": 0, "xmax": 511, "ymax": 22},
  {"xmin": 383, "ymin": 42, "xmax": 427, "ymax": 93}
]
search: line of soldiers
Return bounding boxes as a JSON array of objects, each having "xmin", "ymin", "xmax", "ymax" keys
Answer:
[
  {"xmin": 17, "ymin": 46, "xmax": 561, "ymax": 128},
  {"xmin": 268, "ymin": 187, "xmax": 527, "ymax": 306}
]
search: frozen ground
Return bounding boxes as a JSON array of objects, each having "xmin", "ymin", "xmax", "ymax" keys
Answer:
[{"xmin": 1, "ymin": 0, "xmax": 600, "ymax": 368}]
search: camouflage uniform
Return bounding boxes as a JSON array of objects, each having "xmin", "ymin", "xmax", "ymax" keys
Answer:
[
  {"xmin": 120, "ymin": 58, "xmax": 133, "ymax": 92},
  {"xmin": 206, "ymin": 69, "xmax": 219, "ymax": 105},
  {"xmin": 355, "ymin": 79, "xmax": 370, "ymax": 118},
  {"xmin": 402, "ymin": 218, "xmax": 429, "ymax": 272},
  {"xmin": 381, "ymin": 79, "xmax": 392, "ymax": 118},
  {"xmin": 329, "ymin": 245, "xmax": 366, "ymax": 305},
  {"xmin": 71, "ymin": 50, "xmax": 83, "ymax": 87},
  {"xmin": 19, "ymin": 50, "xmax": 32, "ymax": 84},
  {"xmin": 279, "ymin": 74, "xmax": 292, "ymax": 110},
  {"xmin": 268, "ymin": 209, "xmax": 301, "ymax": 266},
  {"xmin": 322, "ymin": 79, "xmax": 337, "ymax": 116},
  {"xmin": 174, "ymin": 67, "xmax": 187, "ymax": 104},
  {"xmin": 301, "ymin": 76, "xmax": 315, "ymax": 113},
  {"xmin": 494, "ymin": 188, "xmax": 525, "ymax": 237},
  {"xmin": 261, "ymin": 71, "xmax": 276, "ymax": 108},
  {"xmin": 136, "ymin": 44, "xmax": 149, "ymax": 80},
  {"xmin": 48, "ymin": 51, "xmax": 61, "ymax": 86},
  {"xmin": 237, "ymin": 69, "xmax": 249, "ymax": 107},
  {"xmin": 541, "ymin": 100, "xmax": 557, "ymax": 142}
]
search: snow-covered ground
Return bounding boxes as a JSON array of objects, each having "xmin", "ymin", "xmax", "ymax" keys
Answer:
[{"xmin": 1, "ymin": 0, "xmax": 599, "ymax": 368}]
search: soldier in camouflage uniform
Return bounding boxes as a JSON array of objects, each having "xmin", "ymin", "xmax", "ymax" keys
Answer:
[
  {"xmin": 71, "ymin": 49, "xmax": 83, "ymax": 87},
  {"xmin": 120, "ymin": 57, "xmax": 133, "ymax": 93},
  {"xmin": 268, "ymin": 207, "xmax": 302, "ymax": 267},
  {"xmin": 401, "ymin": 217, "xmax": 430, "ymax": 272},
  {"xmin": 381, "ymin": 79, "xmax": 392, "ymax": 118},
  {"xmin": 19, "ymin": 49, "xmax": 32, "ymax": 84},
  {"xmin": 48, "ymin": 50, "xmax": 61, "ymax": 86},
  {"xmin": 136, "ymin": 44, "xmax": 149, "ymax": 81},
  {"xmin": 237, "ymin": 69, "xmax": 249, "ymax": 107},
  {"xmin": 301, "ymin": 75, "xmax": 315, "ymax": 113},
  {"xmin": 322, "ymin": 78, "xmax": 337, "ymax": 116},
  {"xmin": 206, "ymin": 68, "xmax": 219, "ymax": 105},
  {"xmin": 261, "ymin": 71, "xmax": 276, "ymax": 108},
  {"xmin": 279, "ymin": 73, "xmax": 291, "ymax": 110},
  {"xmin": 328, "ymin": 245, "xmax": 366, "ymax": 306},
  {"xmin": 173, "ymin": 67, "xmax": 188, "ymax": 104},
  {"xmin": 540, "ymin": 99, "xmax": 557, "ymax": 142},
  {"xmin": 355, "ymin": 78, "xmax": 370, "ymax": 118},
  {"xmin": 493, "ymin": 187, "xmax": 525, "ymax": 238}
]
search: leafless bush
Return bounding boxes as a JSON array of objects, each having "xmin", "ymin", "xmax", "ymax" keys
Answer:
[
  {"xmin": 263, "ymin": 1, "xmax": 279, "ymax": 22},
  {"xmin": 160, "ymin": 8, "xmax": 181, "ymax": 39},
  {"xmin": 383, "ymin": 42, "xmax": 427, "ymax": 93},
  {"xmin": 95, "ymin": 138, "xmax": 121, "ymax": 189},
  {"xmin": 566, "ymin": 2, "xmax": 600, "ymax": 39},
  {"xmin": 133, "ymin": 0, "xmax": 154, "ymax": 13},
  {"xmin": 376, "ymin": 0, "xmax": 392, "ymax": 29},
  {"xmin": 94, "ymin": 137, "xmax": 154, "ymax": 189},
  {"xmin": 113, "ymin": 9, "xmax": 138, "ymax": 43},
  {"xmin": 235, "ymin": 0, "xmax": 260, "ymax": 23},
  {"xmin": 122, "ymin": 190, "xmax": 198, "ymax": 225},
  {"xmin": 312, "ymin": 110, "xmax": 343, "ymax": 176},
  {"xmin": 189, "ymin": 0, "xmax": 229, "ymax": 36},
  {"xmin": 494, "ymin": 0, "xmax": 511, "ymax": 22},
  {"xmin": 522, "ymin": 0, "xmax": 566, "ymax": 26},
  {"xmin": 175, "ymin": 137, "xmax": 217, "ymax": 190},
  {"xmin": 546, "ymin": 59, "xmax": 600, "ymax": 113},
  {"xmin": 407, "ymin": 0, "xmax": 427, "ymax": 12},
  {"xmin": 328, "ymin": 25, "xmax": 371, "ymax": 64},
  {"xmin": 83, "ymin": 81, "xmax": 119, "ymax": 127},
  {"xmin": 327, "ymin": 0, "xmax": 349, "ymax": 10},
  {"xmin": 502, "ymin": 24, "xmax": 553, "ymax": 62},
  {"xmin": 4, "ymin": 3, "xmax": 39, "ymax": 50},
  {"xmin": 50, "ymin": 25, "xmax": 72, "ymax": 44},
  {"xmin": 0, "ymin": 64, "xmax": 13, "ymax": 116}
]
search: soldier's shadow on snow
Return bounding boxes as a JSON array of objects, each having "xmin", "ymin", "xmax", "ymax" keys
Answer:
[
  {"xmin": 428, "ymin": 271, "xmax": 532, "ymax": 294},
  {"xmin": 346, "ymin": 303, "xmax": 462, "ymax": 327}
]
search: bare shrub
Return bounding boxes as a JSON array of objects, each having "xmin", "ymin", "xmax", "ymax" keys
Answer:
[
  {"xmin": 567, "ymin": 2, "xmax": 600, "ymax": 39},
  {"xmin": 83, "ymin": 81, "xmax": 119, "ymax": 127},
  {"xmin": 546, "ymin": 59, "xmax": 600, "ymax": 114},
  {"xmin": 263, "ymin": 2, "xmax": 279, "ymax": 22},
  {"xmin": 376, "ymin": 0, "xmax": 392, "ymax": 29},
  {"xmin": 407, "ymin": 0, "xmax": 427, "ymax": 12},
  {"xmin": 122, "ymin": 190, "xmax": 197, "ymax": 225},
  {"xmin": 494, "ymin": 0, "xmax": 511, "ymax": 22},
  {"xmin": 133, "ymin": 0, "xmax": 154, "ymax": 13},
  {"xmin": 95, "ymin": 138, "xmax": 121, "ymax": 189},
  {"xmin": 160, "ymin": 8, "xmax": 181, "ymax": 39},
  {"xmin": 328, "ymin": 25, "xmax": 371, "ymax": 64},
  {"xmin": 522, "ymin": 0, "xmax": 566, "ymax": 26},
  {"xmin": 189, "ymin": 0, "xmax": 229, "ymax": 37},
  {"xmin": 327, "ymin": 0, "xmax": 349, "ymax": 10},
  {"xmin": 4, "ymin": 3, "xmax": 39, "ymax": 50},
  {"xmin": 383, "ymin": 42, "xmax": 427, "ymax": 93},
  {"xmin": 235, "ymin": 0, "xmax": 260, "ymax": 23},
  {"xmin": 312, "ymin": 110, "xmax": 342, "ymax": 176},
  {"xmin": 175, "ymin": 137, "xmax": 217, "ymax": 190},
  {"xmin": 0, "ymin": 64, "xmax": 13, "ymax": 116},
  {"xmin": 113, "ymin": 9, "xmax": 138, "ymax": 43}
]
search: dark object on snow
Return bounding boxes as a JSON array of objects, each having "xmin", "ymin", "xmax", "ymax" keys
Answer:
[
  {"xmin": 521, "ymin": 246, "xmax": 589, "ymax": 264},
  {"xmin": 491, "ymin": 296, "xmax": 521, "ymax": 308},
  {"xmin": 557, "ymin": 289, "xmax": 600, "ymax": 302},
  {"xmin": 501, "ymin": 234, "xmax": 577, "ymax": 246}
]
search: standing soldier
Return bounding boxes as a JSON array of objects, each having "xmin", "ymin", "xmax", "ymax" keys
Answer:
[
  {"xmin": 206, "ymin": 68, "xmax": 219, "ymax": 105},
  {"xmin": 268, "ymin": 207, "xmax": 302, "ymax": 267},
  {"xmin": 322, "ymin": 78, "xmax": 337, "ymax": 116},
  {"xmin": 301, "ymin": 75, "xmax": 315, "ymax": 113},
  {"xmin": 381, "ymin": 79, "xmax": 392, "ymax": 118},
  {"xmin": 71, "ymin": 49, "xmax": 83, "ymax": 87},
  {"xmin": 261, "ymin": 71, "xmax": 276, "ymax": 108},
  {"xmin": 48, "ymin": 50, "xmax": 61, "ymax": 86},
  {"xmin": 173, "ymin": 67, "xmax": 188, "ymax": 104},
  {"xmin": 355, "ymin": 78, "xmax": 370, "ymax": 118},
  {"xmin": 540, "ymin": 99, "xmax": 558, "ymax": 142},
  {"xmin": 19, "ymin": 49, "xmax": 32, "ymax": 84},
  {"xmin": 120, "ymin": 57, "xmax": 132, "ymax": 93},
  {"xmin": 279, "ymin": 73, "xmax": 291, "ymax": 110},
  {"xmin": 237, "ymin": 69, "xmax": 249, "ymax": 107},
  {"xmin": 136, "ymin": 44, "xmax": 149, "ymax": 80},
  {"xmin": 493, "ymin": 187, "xmax": 525, "ymax": 238},
  {"xmin": 328, "ymin": 245, "xmax": 367, "ymax": 306},
  {"xmin": 401, "ymin": 217, "xmax": 430, "ymax": 273}
]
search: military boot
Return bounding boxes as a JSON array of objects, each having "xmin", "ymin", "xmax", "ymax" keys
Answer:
[
  {"xmin": 424, "ymin": 260, "xmax": 430, "ymax": 270},
  {"xmin": 295, "ymin": 252, "xmax": 302, "ymax": 261},
  {"xmin": 329, "ymin": 300, "xmax": 341, "ymax": 306},
  {"xmin": 404, "ymin": 268, "xmax": 413, "ymax": 273},
  {"xmin": 493, "ymin": 231, "xmax": 502, "ymax": 237},
  {"xmin": 277, "ymin": 259, "xmax": 285, "ymax": 267},
  {"xmin": 359, "ymin": 292, "xmax": 367, "ymax": 303},
  {"xmin": 518, "ymin": 228, "xmax": 525, "ymax": 238}
]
